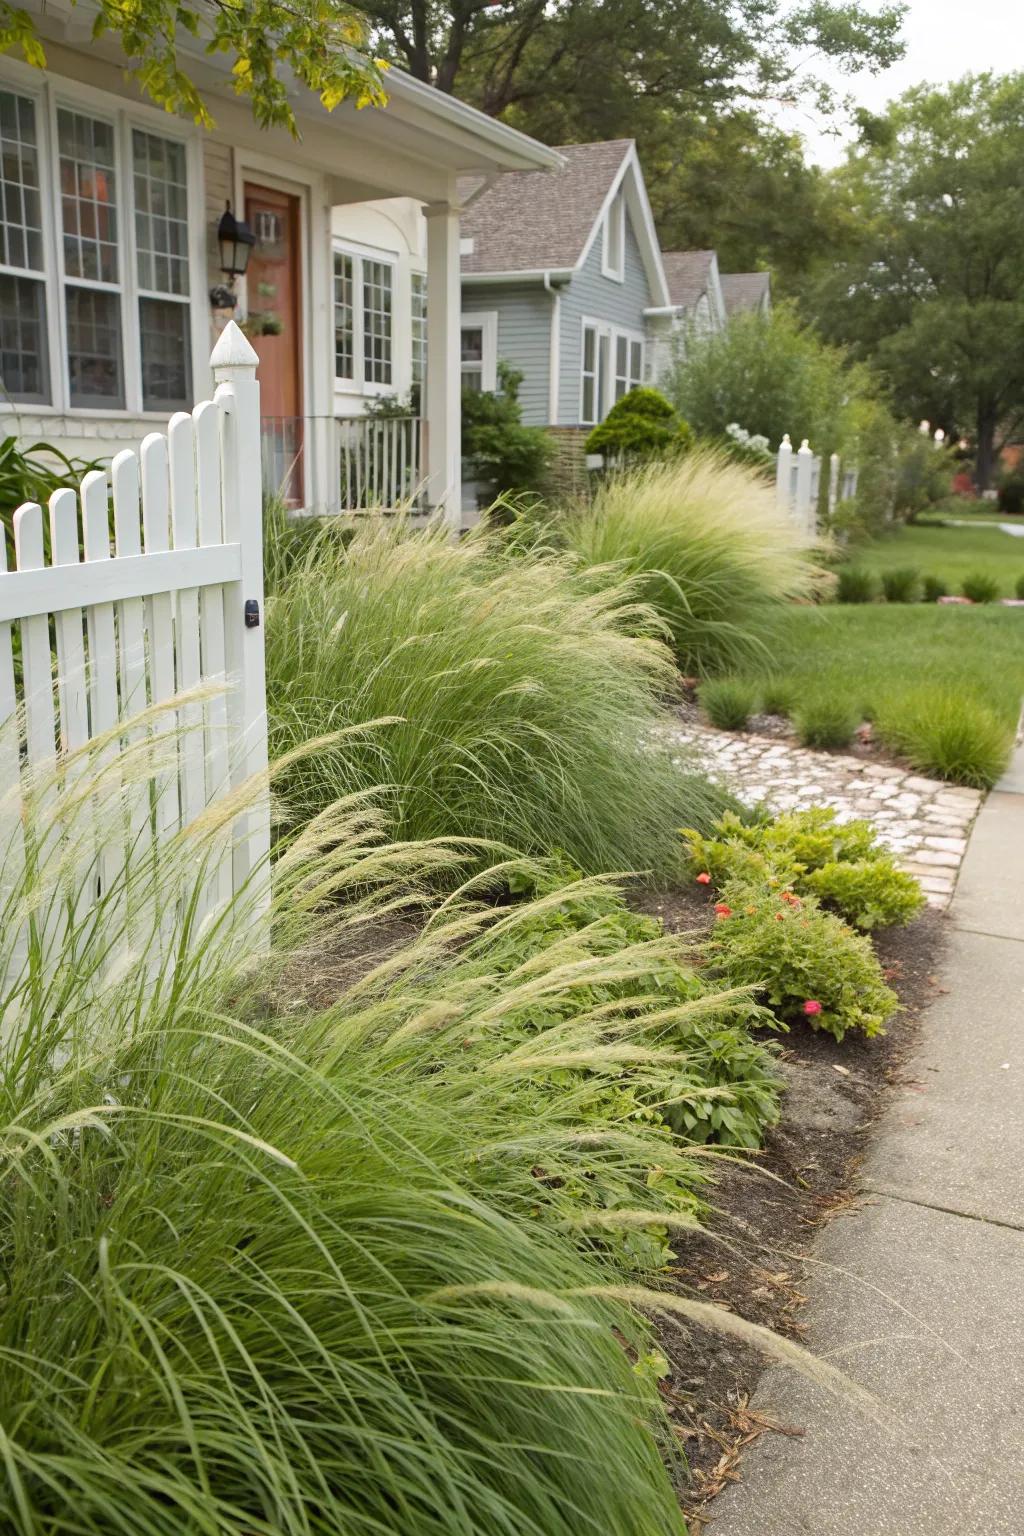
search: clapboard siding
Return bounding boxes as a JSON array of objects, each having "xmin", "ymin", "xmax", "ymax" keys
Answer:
[
  {"xmin": 204, "ymin": 139, "xmax": 234, "ymax": 296},
  {"xmin": 558, "ymin": 215, "xmax": 655, "ymax": 426},
  {"xmin": 462, "ymin": 283, "xmax": 553, "ymax": 426}
]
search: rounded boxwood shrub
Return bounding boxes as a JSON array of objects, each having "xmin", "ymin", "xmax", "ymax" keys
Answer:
[
  {"xmin": 585, "ymin": 386, "xmax": 693, "ymax": 461},
  {"xmin": 700, "ymin": 678, "xmax": 758, "ymax": 732}
]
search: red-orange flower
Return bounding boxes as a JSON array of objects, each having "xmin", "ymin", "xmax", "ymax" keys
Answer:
[
  {"xmin": 714, "ymin": 903, "xmax": 733, "ymax": 919},
  {"xmin": 780, "ymin": 890, "xmax": 801, "ymax": 906},
  {"xmin": 696, "ymin": 872, "xmax": 712, "ymax": 885},
  {"xmin": 803, "ymin": 1000, "xmax": 823, "ymax": 1017}
]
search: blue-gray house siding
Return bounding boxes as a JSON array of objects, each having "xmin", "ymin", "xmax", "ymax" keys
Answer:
[
  {"xmin": 558, "ymin": 219, "xmax": 654, "ymax": 427},
  {"xmin": 461, "ymin": 201, "xmax": 658, "ymax": 428},
  {"xmin": 461, "ymin": 282, "xmax": 552, "ymax": 425}
]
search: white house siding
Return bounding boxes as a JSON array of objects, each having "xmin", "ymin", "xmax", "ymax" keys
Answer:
[
  {"xmin": 558, "ymin": 216, "xmax": 655, "ymax": 427},
  {"xmin": 204, "ymin": 138, "xmax": 234, "ymax": 321},
  {"xmin": 330, "ymin": 197, "xmax": 426, "ymax": 418},
  {"xmin": 461, "ymin": 282, "xmax": 553, "ymax": 426}
]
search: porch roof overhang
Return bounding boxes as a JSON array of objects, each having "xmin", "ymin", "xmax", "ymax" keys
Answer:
[{"xmin": 19, "ymin": 0, "xmax": 561, "ymax": 203}]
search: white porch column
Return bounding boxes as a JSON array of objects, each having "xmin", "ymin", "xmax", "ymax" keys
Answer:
[{"xmin": 424, "ymin": 200, "xmax": 462, "ymax": 527}]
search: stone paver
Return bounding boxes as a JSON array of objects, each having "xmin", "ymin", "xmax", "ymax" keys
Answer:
[{"xmin": 666, "ymin": 721, "xmax": 983, "ymax": 908}]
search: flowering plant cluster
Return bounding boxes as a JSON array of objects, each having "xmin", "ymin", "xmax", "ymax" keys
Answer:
[{"xmin": 682, "ymin": 807, "xmax": 925, "ymax": 931}]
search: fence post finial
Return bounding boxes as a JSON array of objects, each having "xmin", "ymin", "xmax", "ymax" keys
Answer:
[
  {"xmin": 794, "ymin": 438, "xmax": 815, "ymax": 538},
  {"xmin": 210, "ymin": 319, "xmax": 259, "ymax": 375},
  {"xmin": 776, "ymin": 432, "xmax": 794, "ymax": 514}
]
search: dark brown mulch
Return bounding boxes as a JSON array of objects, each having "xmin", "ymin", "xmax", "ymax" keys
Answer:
[{"xmin": 633, "ymin": 884, "xmax": 949, "ymax": 1530}]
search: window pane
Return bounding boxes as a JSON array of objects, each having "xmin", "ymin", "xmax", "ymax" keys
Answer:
[
  {"xmin": 411, "ymin": 270, "xmax": 427, "ymax": 387},
  {"xmin": 581, "ymin": 373, "xmax": 595, "ymax": 423},
  {"xmin": 583, "ymin": 326, "xmax": 595, "ymax": 372},
  {"xmin": 363, "ymin": 259, "xmax": 392, "ymax": 385},
  {"xmin": 132, "ymin": 130, "xmax": 189, "ymax": 296},
  {"xmin": 58, "ymin": 109, "xmax": 119, "ymax": 283},
  {"xmin": 630, "ymin": 340, "xmax": 643, "ymax": 383},
  {"xmin": 615, "ymin": 335, "xmax": 627, "ymax": 376},
  {"xmin": 461, "ymin": 327, "xmax": 484, "ymax": 364},
  {"xmin": 66, "ymin": 285, "xmax": 124, "ymax": 406},
  {"xmin": 139, "ymin": 296, "xmax": 190, "ymax": 410},
  {"xmin": 461, "ymin": 367, "xmax": 483, "ymax": 393},
  {"xmin": 0, "ymin": 272, "xmax": 48, "ymax": 402},
  {"xmin": 0, "ymin": 90, "xmax": 43, "ymax": 273},
  {"xmin": 333, "ymin": 251, "xmax": 354, "ymax": 377}
]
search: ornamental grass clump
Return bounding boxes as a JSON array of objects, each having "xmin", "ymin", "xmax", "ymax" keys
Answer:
[
  {"xmin": 266, "ymin": 515, "xmax": 726, "ymax": 879},
  {"xmin": 700, "ymin": 677, "xmax": 758, "ymax": 732},
  {"xmin": 962, "ymin": 571, "xmax": 1000, "ymax": 603},
  {"xmin": 0, "ymin": 720, "xmax": 802, "ymax": 1535},
  {"xmin": 877, "ymin": 687, "xmax": 1010, "ymax": 789},
  {"xmin": 835, "ymin": 567, "xmax": 876, "ymax": 604},
  {"xmin": 794, "ymin": 696, "xmax": 860, "ymax": 750},
  {"xmin": 880, "ymin": 566, "xmax": 922, "ymax": 603},
  {"xmin": 564, "ymin": 448, "xmax": 813, "ymax": 675}
]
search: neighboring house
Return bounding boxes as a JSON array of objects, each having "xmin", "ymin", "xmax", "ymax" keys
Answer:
[
  {"xmin": 647, "ymin": 249, "xmax": 728, "ymax": 383},
  {"xmin": 458, "ymin": 141, "xmax": 671, "ymax": 442},
  {"xmin": 720, "ymin": 271, "xmax": 772, "ymax": 319},
  {"xmin": 0, "ymin": 7, "xmax": 559, "ymax": 522}
]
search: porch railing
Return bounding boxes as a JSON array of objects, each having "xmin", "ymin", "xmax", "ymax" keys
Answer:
[
  {"xmin": 259, "ymin": 414, "xmax": 426, "ymax": 514},
  {"xmin": 338, "ymin": 415, "xmax": 425, "ymax": 513}
]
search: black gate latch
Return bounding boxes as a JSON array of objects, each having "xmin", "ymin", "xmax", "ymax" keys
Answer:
[{"xmin": 244, "ymin": 599, "xmax": 261, "ymax": 629}]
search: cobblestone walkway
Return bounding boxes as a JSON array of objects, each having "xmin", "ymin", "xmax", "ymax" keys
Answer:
[{"xmin": 666, "ymin": 721, "xmax": 983, "ymax": 908}]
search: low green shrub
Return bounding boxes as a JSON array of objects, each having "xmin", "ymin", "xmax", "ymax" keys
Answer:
[
  {"xmin": 267, "ymin": 515, "xmax": 728, "ymax": 879},
  {"xmin": 997, "ymin": 469, "xmax": 1024, "ymax": 515},
  {"xmin": 877, "ymin": 689, "xmax": 1010, "ymax": 788},
  {"xmin": 962, "ymin": 571, "xmax": 1000, "ymax": 603},
  {"xmin": 794, "ymin": 696, "xmax": 860, "ymax": 750},
  {"xmin": 564, "ymin": 448, "xmax": 812, "ymax": 675},
  {"xmin": 585, "ymin": 386, "xmax": 693, "ymax": 461},
  {"xmin": 707, "ymin": 882, "xmax": 899, "ymax": 1041},
  {"xmin": 760, "ymin": 679, "xmax": 796, "ymax": 717},
  {"xmin": 462, "ymin": 361, "xmax": 552, "ymax": 495},
  {"xmin": 880, "ymin": 566, "xmax": 922, "ymax": 603},
  {"xmin": 835, "ymin": 567, "xmax": 876, "ymax": 604},
  {"xmin": 701, "ymin": 677, "xmax": 758, "ymax": 732},
  {"xmin": 682, "ymin": 807, "xmax": 923, "ymax": 930},
  {"xmin": 804, "ymin": 858, "xmax": 925, "ymax": 930},
  {"xmin": 922, "ymin": 574, "xmax": 948, "ymax": 603},
  {"xmin": 1016, "ymin": 573, "xmax": 1024, "ymax": 601}
]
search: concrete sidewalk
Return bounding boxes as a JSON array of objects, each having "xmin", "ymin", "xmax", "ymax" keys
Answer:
[{"xmin": 712, "ymin": 762, "xmax": 1024, "ymax": 1535}]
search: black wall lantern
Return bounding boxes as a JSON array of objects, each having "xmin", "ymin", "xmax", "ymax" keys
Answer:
[{"xmin": 217, "ymin": 201, "xmax": 256, "ymax": 281}]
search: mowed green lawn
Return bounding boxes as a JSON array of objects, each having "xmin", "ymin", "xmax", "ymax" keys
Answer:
[
  {"xmin": 733, "ymin": 605, "xmax": 1024, "ymax": 785},
  {"xmin": 849, "ymin": 520, "xmax": 1024, "ymax": 598},
  {"xmin": 753, "ymin": 605, "xmax": 1024, "ymax": 723}
]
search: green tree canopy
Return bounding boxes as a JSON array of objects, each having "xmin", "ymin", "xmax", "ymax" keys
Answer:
[
  {"xmin": 801, "ymin": 72, "xmax": 1024, "ymax": 487},
  {"xmin": 0, "ymin": 0, "xmax": 386, "ymax": 132}
]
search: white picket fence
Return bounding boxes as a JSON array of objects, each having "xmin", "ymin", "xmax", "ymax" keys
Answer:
[
  {"xmin": 776, "ymin": 435, "xmax": 859, "ymax": 536},
  {"xmin": 0, "ymin": 321, "xmax": 269, "ymax": 983}
]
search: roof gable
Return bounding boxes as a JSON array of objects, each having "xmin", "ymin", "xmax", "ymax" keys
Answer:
[
  {"xmin": 720, "ymin": 272, "xmax": 772, "ymax": 316},
  {"xmin": 460, "ymin": 140, "xmax": 669, "ymax": 303}
]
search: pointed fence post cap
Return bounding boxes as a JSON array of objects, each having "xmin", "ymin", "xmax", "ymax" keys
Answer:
[
  {"xmin": 780, "ymin": 433, "xmax": 792, "ymax": 448},
  {"xmin": 799, "ymin": 438, "xmax": 812, "ymax": 453},
  {"xmin": 210, "ymin": 319, "xmax": 259, "ymax": 373}
]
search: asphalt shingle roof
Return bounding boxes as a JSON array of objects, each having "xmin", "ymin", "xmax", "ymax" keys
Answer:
[
  {"xmin": 459, "ymin": 140, "xmax": 634, "ymax": 275},
  {"xmin": 720, "ymin": 272, "xmax": 771, "ymax": 315},
  {"xmin": 660, "ymin": 250, "xmax": 716, "ymax": 309}
]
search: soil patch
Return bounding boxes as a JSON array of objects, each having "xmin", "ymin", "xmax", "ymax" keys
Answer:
[{"xmin": 635, "ymin": 892, "xmax": 949, "ymax": 1530}]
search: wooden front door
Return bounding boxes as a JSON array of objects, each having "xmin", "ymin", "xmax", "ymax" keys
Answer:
[{"xmin": 244, "ymin": 183, "xmax": 303, "ymax": 503}]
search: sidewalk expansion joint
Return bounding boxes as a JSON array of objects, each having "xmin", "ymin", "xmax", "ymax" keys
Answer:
[
  {"xmin": 949, "ymin": 921, "xmax": 1024, "ymax": 946},
  {"xmin": 861, "ymin": 1183, "xmax": 1024, "ymax": 1236}
]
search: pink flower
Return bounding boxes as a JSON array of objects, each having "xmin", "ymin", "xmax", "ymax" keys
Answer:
[
  {"xmin": 714, "ymin": 903, "xmax": 733, "ymax": 919},
  {"xmin": 696, "ymin": 872, "xmax": 712, "ymax": 885},
  {"xmin": 803, "ymin": 1000, "xmax": 823, "ymax": 1017}
]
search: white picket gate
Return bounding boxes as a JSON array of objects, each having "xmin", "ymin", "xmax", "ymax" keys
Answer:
[
  {"xmin": 776, "ymin": 434, "xmax": 859, "ymax": 536},
  {"xmin": 0, "ymin": 321, "xmax": 270, "ymax": 982}
]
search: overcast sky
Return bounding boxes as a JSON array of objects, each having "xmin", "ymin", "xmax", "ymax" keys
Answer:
[{"xmin": 779, "ymin": 0, "xmax": 1017, "ymax": 164}]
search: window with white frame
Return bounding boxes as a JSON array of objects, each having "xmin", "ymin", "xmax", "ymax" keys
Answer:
[
  {"xmin": 332, "ymin": 245, "xmax": 394, "ymax": 389},
  {"xmin": 0, "ymin": 87, "xmax": 48, "ymax": 404},
  {"xmin": 601, "ymin": 193, "xmax": 625, "ymax": 281},
  {"xmin": 410, "ymin": 269, "xmax": 427, "ymax": 387},
  {"xmin": 459, "ymin": 312, "xmax": 497, "ymax": 392},
  {"xmin": 0, "ymin": 80, "xmax": 195, "ymax": 413},
  {"xmin": 613, "ymin": 332, "xmax": 644, "ymax": 402},
  {"xmin": 581, "ymin": 320, "xmax": 644, "ymax": 424}
]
